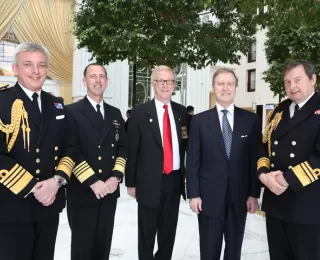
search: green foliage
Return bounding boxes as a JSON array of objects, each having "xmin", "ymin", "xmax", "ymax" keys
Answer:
[
  {"xmin": 74, "ymin": 0, "xmax": 261, "ymax": 69},
  {"xmin": 262, "ymin": 0, "xmax": 320, "ymax": 99}
]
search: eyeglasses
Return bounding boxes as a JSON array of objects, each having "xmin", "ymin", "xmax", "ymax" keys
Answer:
[{"xmin": 154, "ymin": 79, "xmax": 175, "ymax": 86}]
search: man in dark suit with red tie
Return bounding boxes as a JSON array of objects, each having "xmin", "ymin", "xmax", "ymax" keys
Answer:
[
  {"xmin": 125, "ymin": 65, "xmax": 188, "ymax": 260},
  {"xmin": 187, "ymin": 68, "xmax": 261, "ymax": 260}
]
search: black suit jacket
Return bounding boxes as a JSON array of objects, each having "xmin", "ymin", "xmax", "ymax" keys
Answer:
[
  {"xmin": 187, "ymin": 106, "xmax": 261, "ymax": 218},
  {"xmin": 66, "ymin": 97, "xmax": 127, "ymax": 202},
  {"xmin": 125, "ymin": 99, "xmax": 188, "ymax": 208},
  {"xmin": 0, "ymin": 83, "xmax": 76, "ymax": 222},
  {"xmin": 258, "ymin": 94, "xmax": 320, "ymax": 224}
]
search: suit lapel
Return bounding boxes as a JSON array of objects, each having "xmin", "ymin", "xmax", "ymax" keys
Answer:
[
  {"xmin": 99, "ymin": 102, "xmax": 113, "ymax": 143},
  {"xmin": 171, "ymin": 102, "xmax": 182, "ymax": 144},
  {"xmin": 37, "ymin": 91, "xmax": 54, "ymax": 145},
  {"xmin": 229, "ymin": 107, "xmax": 245, "ymax": 161},
  {"xmin": 273, "ymin": 94, "xmax": 319, "ymax": 140},
  {"xmin": 13, "ymin": 84, "xmax": 41, "ymax": 129},
  {"xmin": 81, "ymin": 97, "xmax": 103, "ymax": 134},
  {"xmin": 145, "ymin": 100, "xmax": 162, "ymax": 148},
  {"xmin": 208, "ymin": 107, "xmax": 228, "ymax": 160}
]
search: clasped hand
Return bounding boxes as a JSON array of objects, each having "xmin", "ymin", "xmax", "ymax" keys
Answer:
[
  {"xmin": 260, "ymin": 170, "xmax": 289, "ymax": 195},
  {"xmin": 33, "ymin": 178, "xmax": 59, "ymax": 207},
  {"xmin": 90, "ymin": 177, "xmax": 119, "ymax": 199}
]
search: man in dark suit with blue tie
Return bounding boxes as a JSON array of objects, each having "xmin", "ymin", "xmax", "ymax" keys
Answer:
[{"xmin": 186, "ymin": 68, "xmax": 261, "ymax": 260}]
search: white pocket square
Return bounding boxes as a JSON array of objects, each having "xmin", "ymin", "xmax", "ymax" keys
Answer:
[
  {"xmin": 241, "ymin": 135, "xmax": 248, "ymax": 138},
  {"xmin": 56, "ymin": 115, "xmax": 65, "ymax": 120}
]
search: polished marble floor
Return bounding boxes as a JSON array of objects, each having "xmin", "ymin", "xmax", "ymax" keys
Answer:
[{"xmin": 55, "ymin": 185, "xmax": 270, "ymax": 260}]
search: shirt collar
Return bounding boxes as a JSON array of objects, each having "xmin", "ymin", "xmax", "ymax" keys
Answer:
[
  {"xmin": 291, "ymin": 92, "xmax": 315, "ymax": 109},
  {"xmin": 18, "ymin": 83, "xmax": 41, "ymax": 101},
  {"xmin": 154, "ymin": 98, "xmax": 171, "ymax": 110},
  {"xmin": 216, "ymin": 102, "xmax": 235, "ymax": 116},
  {"xmin": 86, "ymin": 95, "xmax": 104, "ymax": 109}
]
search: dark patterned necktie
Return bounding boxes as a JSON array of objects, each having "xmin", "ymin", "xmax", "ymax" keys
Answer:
[{"xmin": 222, "ymin": 109, "xmax": 232, "ymax": 159}]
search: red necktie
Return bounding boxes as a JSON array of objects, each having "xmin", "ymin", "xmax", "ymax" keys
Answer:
[{"xmin": 163, "ymin": 104, "xmax": 173, "ymax": 174}]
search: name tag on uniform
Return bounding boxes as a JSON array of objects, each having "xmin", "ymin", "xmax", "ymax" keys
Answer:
[
  {"xmin": 181, "ymin": 126, "xmax": 188, "ymax": 139},
  {"xmin": 56, "ymin": 115, "xmax": 65, "ymax": 120}
]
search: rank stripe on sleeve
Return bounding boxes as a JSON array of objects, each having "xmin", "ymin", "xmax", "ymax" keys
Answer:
[
  {"xmin": 73, "ymin": 161, "xmax": 95, "ymax": 183},
  {"xmin": 0, "ymin": 164, "xmax": 34, "ymax": 194},
  {"xmin": 112, "ymin": 157, "xmax": 126, "ymax": 174},
  {"xmin": 257, "ymin": 157, "xmax": 270, "ymax": 171},
  {"xmin": 57, "ymin": 157, "xmax": 75, "ymax": 178}
]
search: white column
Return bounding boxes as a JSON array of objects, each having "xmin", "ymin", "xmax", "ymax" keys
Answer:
[{"xmin": 186, "ymin": 65, "xmax": 212, "ymax": 114}]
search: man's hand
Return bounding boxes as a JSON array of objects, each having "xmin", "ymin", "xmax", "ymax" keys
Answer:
[
  {"xmin": 246, "ymin": 197, "xmax": 259, "ymax": 214},
  {"xmin": 33, "ymin": 178, "xmax": 59, "ymax": 206},
  {"xmin": 127, "ymin": 187, "xmax": 136, "ymax": 198},
  {"xmin": 276, "ymin": 174, "xmax": 289, "ymax": 187},
  {"xmin": 259, "ymin": 171, "xmax": 288, "ymax": 195},
  {"xmin": 105, "ymin": 177, "xmax": 119, "ymax": 194},
  {"xmin": 90, "ymin": 180, "xmax": 109, "ymax": 199},
  {"xmin": 190, "ymin": 197, "xmax": 202, "ymax": 214}
]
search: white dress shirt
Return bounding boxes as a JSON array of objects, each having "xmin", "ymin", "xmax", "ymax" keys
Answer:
[
  {"xmin": 154, "ymin": 99, "xmax": 180, "ymax": 170},
  {"xmin": 19, "ymin": 83, "xmax": 42, "ymax": 112},
  {"xmin": 87, "ymin": 95, "xmax": 105, "ymax": 119},
  {"xmin": 289, "ymin": 92, "xmax": 315, "ymax": 118},
  {"xmin": 216, "ymin": 103, "xmax": 235, "ymax": 131}
]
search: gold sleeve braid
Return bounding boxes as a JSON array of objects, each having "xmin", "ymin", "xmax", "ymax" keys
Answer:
[
  {"xmin": 292, "ymin": 161, "xmax": 320, "ymax": 187},
  {"xmin": 0, "ymin": 99, "xmax": 30, "ymax": 152},
  {"xmin": 73, "ymin": 161, "xmax": 95, "ymax": 183},
  {"xmin": 112, "ymin": 157, "xmax": 126, "ymax": 174},
  {"xmin": 57, "ymin": 157, "xmax": 75, "ymax": 178},
  {"xmin": 257, "ymin": 157, "xmax": 270, "ymax": 171},
  {"xmin": 262, "ymin": 104, "xmax": 282, "ymax": 157},
  {"xmin": 0, "ymin": 164, "xmax": 34, "ymax": 194}
]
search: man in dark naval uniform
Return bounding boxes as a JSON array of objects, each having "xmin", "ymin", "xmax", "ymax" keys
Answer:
[
  {"xmin": 0, "ymin": 42, "xmax": 76, "ymax": 260},
  {"xmin": 258, "ymin": 60, "xmax": 320, "ymax": 260},
  {"xmin": 66, "ymin": 63, "xmax": 127, "ymax": 260}
]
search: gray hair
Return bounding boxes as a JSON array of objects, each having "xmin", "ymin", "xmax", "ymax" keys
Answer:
[
  {"xmin": 151, "ymin": 65, "xmax": 176, "ymax": 82},
  {"xmin": 212, "ymin": 68, "xmax": 238, "ymax": 87},
  {"xmin": 13, "ymin": 42, "xmax": 50, "ymax": 66}
]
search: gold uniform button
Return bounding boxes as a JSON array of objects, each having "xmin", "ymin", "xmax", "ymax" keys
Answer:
[
  {"xmin": 98, "ymin": 156, "xmax": 102, "ymax": 160},
  {"xmin": 54, "ymin": 156, "xmax": 58, "ymax": 160},
  {"xmin": 274, "ymin": 141, "xmax": 278, "ymax": 145},
  {"xmin": 55, "ymin": 146, "xmax": 59, "ymax": 151},
  {"xmin": 55, "ymin": 166, "xmax": 57, "ymax": 170},
  {"xmin": 36, "ymin": 169, "xmax": 40, "ymax": 174},
  {"xmin": 272, "ymin": 152, "xmax": 276, "ymax": 156},
  {"xmin": 98, "ymin": 169, "xmax": 102, "ymax": 173},
  {"xmin": 292, "ymin": 141, "xmax": 296, "ymax": 146},
  {"xmin": 271, "ymin": 163, "xmax": 274, "ymax": 168},
  {"xmin": 111, "ymin": 144, "xmax": 114, "ymax": 147},
  {"xmin": 112, "ymin": 156, "xmax": 115, "ymax": 159},
  {"xmin": 288, "ymin": 165, "xmax": 292, "ymax": 169},
  {"xmin": 290, "ymin": 153, "xmax": 295, "ymax": 158},
  {"xmin": 36, "ymin": 158, "xmax": 40, "ymax": 163},
  {"xmin": 36, "ymin": 177, "xmax": 40, "ymax": 180},
  {"xmin": 36, "ymin": 148, "xmax": 40, "ymax": 153},
  {"xmin": 98, "ymin": 145, "xmax": 101, "ymax": 148}
]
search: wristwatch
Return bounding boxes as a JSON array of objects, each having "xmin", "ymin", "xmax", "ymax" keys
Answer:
[{"xmin": 53, "ymin": 175, "xmax": 67, "ymax": 188}]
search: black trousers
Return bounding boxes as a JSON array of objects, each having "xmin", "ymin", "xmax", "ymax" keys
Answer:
[
  {"xmin": 0, "ymin": 214, "xmax": 59, "ymax": 260},
  {"xmin": 138, "ymin": 170, "xmax": 181, "ymax": 260},
  {"xmin": 67, "ymin": 198, "xmax": 117, "ymax": 260},
  {"xmin": 198, "ymin": 194, "xmax": 247, "ymax": 260},
  {"xmin": 266, "ymin": 214, "xmax": 320, "ymax": 260}
]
